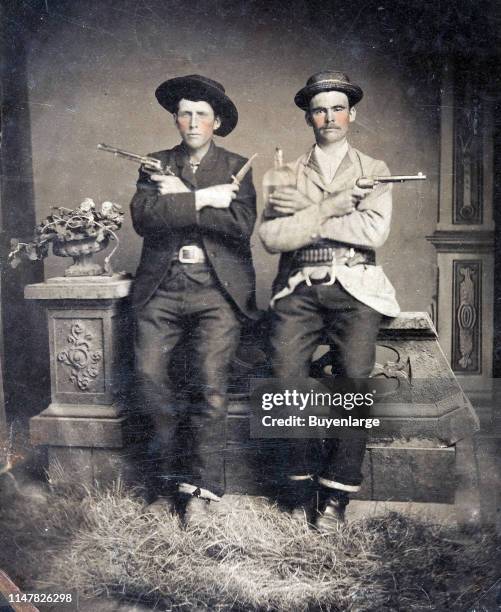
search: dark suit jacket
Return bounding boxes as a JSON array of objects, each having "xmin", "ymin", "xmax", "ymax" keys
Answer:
[{"xmin": 130, "ymin": 141, "xmax": 258, "ymax": 319}]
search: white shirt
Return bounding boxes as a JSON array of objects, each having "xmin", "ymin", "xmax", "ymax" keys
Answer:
[{"xmin": 313, "ymin": 141, "xmax": 349, "ymax": 185}]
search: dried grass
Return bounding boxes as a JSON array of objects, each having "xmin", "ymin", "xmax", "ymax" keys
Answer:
[
  {"xmin": 30, "ymin": 483, "xmax": 499, "ymax": 611},
  {"xmin": 1, "ymin": 478, "xmax": 499, "ymax": 611}
]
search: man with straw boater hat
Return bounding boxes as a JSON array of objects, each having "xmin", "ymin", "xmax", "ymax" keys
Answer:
[
  {"xmin": 130, "ymin": 75, "xmax": 258, "ymax": 522},
  {"xmin": 259, "ymin": 71, "xmax": 400, "ymax": 528}
]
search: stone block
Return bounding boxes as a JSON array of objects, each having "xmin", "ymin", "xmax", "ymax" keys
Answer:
[
  {"xmin": 25, "ymin": 276, "xmax": 132, "ymax": 301},
  {"xmin": 30, "ymin": 413, "xmax": 126, "ymax": 448},
  {"xmin": 48, "ymin": 446, "xmax": 94, "ymax": 484},
  {"xmin": 48, "ymin": 446, "xmax": 131, "ymax": 487},
  {"xmin": 369, "ymin": 444, "xmax": 456, "ymax": 503},
  {"xmin": 26, "ymin": 277, "xmax": 133, "ymax": 417},
  {"xmin": 27, "ymin": 278, "xmax": 133, "ymax": 485},
  {"xmin": 454, "ymin": 437, "xmax": 481, "ymax": 526}
]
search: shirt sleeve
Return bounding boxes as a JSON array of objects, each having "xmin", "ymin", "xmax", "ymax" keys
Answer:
[
  {"xmin": 319, "ymin": 181, "xmax": 392, "ymax": 248},
  {"xmin": 258, "ymin": 204, "xmax": 322, "ymax": 253},
  {"xmin": 196, "ymin": 169, "xmax": 257, "ymax": 241},
  {"xmin": 130, "ymin": 168, "xmax": 197, "ymax": 237},
  {"xmin": 130, "ymin": 165, "xmax": 257, "ymax": 242}
]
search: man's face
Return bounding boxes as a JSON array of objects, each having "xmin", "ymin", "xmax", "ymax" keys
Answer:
[
  {"xmin": 306, "ymin": 90, "xmax": 356, "ymax": 145},
  {"xmin": 174, "ymin": 98, "xmax": 221, "ymax": 150}
]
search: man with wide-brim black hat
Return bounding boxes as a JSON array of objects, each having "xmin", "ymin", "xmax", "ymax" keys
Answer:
[
  {"xmin": 259, "ymin": 71, "xmax": 400, "ymax": 528},
  {"xmin": 130, "ymin": 75, "xmax": 258, "ymax": 522}
]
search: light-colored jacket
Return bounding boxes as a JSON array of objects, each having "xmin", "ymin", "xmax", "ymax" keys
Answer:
[{"xmin": 259, "ymin": 145, "xmax": 400, "ymax": 317}]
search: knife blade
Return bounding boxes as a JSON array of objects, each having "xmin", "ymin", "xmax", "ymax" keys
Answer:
[{"xmin": 231, "ymin": 153, "xmax": 258, "ymax": 186}]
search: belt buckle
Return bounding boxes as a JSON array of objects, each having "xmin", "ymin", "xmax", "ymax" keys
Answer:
[{"xmin": 179, "ymin": 246, "xmax": 198, "ymax": 264}]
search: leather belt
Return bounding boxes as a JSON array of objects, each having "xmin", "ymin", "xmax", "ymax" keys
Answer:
[
  {"xmin": 173, "ymin": 245, "xmax": 206, "ymax": 264},
  {"xmin": 294, "ymin": 245, "xmax": 375, "ymax": 266}
]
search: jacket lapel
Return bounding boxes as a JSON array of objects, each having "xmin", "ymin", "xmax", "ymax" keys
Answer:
[
  {"xmin": 195, "ymin": 141, "xmax": 220, "ymax": 187},
  {"xmin": 330, "ymin": 146, "xmax": 361, "ymax": 186},
  {"xmin": 174, "ymin": 145, "xmax": 197, "ymax": 190},
  {"xmin": 302, "ymin": 148, "xmax": 328, "ymax": 193}
]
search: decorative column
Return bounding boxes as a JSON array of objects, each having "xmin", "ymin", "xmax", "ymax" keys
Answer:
[
  {"xmin": 427, "ymin": 61, "xmax": 495, "ymax": 406},
  {"xmin": 26, "ymin": 276, "xmax": 133, "ymax": 485}
]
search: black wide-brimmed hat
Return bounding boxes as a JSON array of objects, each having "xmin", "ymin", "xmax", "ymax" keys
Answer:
[
  {"xmin": 155, "ymin": 74, "xmax": 238, "ymax": 137},
  {"xmin": 294, "ymin": 71, "xmax": 363, "ymax": 110}
]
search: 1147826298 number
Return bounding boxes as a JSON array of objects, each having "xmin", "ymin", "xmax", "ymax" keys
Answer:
[{"xmin": 8, "ymin": 592, "xmax": 74, "ymax": 604}]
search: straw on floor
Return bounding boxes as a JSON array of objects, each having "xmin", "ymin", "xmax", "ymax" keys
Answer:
[{"xmin": 9, "ymin": 481, "xmax": 492, "ymax": 611}]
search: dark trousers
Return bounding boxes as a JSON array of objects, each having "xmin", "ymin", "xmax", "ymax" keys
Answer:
[
  {"xmin": 134, "ymin": 262, "xmax": 241, "ymax": 498},
  {"xmin": 270, "ymin": 280, "xmax": 382, "ymax": 492}
]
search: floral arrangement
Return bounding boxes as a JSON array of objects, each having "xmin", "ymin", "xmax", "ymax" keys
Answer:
[{"xmin": 9, "ymin": 198, "xmax": 123, "ymax": 275}]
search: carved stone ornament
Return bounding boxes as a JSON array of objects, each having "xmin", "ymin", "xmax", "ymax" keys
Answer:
[
  {"xmin": 310, "ymin": 344, "xmax": 411, "ymax": 398},
  {"xmin": 452, "ymin": 262, "xmax": 481, "ymax": 373},
  {"xmin": 57, "ymin": 321, "xmax": 103, "ymax": 390},
  {"xmin": 372, "ymin": 345, "xmax": 411, "ymax": 382},
  {"xmin": 453, "ymin": 77, "xmax": 483, "ymax": 225}
]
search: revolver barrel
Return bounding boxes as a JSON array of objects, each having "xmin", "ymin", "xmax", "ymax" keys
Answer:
[
  {"xmin": 356, "ymin": 172, "xmax": 426, "ymax": 189},
  {"xmin": 97, "ymin": 143, "xmax": 173, "ymax": 175}
]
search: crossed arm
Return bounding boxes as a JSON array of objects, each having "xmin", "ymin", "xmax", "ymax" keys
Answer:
[
  {"xmin": 130, "ymin": 168, "xmax": 257, "ymax": 242},
  {"xmin": 259, "ymin": 167, "xmax": 393, "ymax": 253}
]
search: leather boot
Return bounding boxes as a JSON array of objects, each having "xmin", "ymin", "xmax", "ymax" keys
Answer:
[{"xmin": 316, "ymin": 489, "xmax": 349, "ymax": 532}]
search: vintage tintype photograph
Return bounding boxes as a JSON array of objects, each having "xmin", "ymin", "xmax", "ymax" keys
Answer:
[{"xmin": 0, "ymin": 1, "xmax": 500, "ymax": 610}]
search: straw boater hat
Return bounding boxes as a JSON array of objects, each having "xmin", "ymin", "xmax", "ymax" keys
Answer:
[
  {"xmin": 294, "ymin": 71, "xmax": 363, "ymax": 110},
  {"xmin": 155, "ymin": 74, "xmax": 238, "ymax": 137}
]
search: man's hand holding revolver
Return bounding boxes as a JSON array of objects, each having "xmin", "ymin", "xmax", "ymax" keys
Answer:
[
  {"xmin": 265, "ymin": 173, "xmax": 426, "ymax": 219},
  {"xmin": 322, "ymin": 184, "xmax": 374, "ymax": 216},
  {"xmin": 149, "ymin": 174, "xmax": 191, "ymax": 194}
]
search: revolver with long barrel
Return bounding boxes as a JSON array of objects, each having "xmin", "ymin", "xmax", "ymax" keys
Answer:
[
  {"xmin": 356, "ymin": 172, "xmax": 426, "ymax": 189},
  {"xmin": 97, "ymin": 143, "xmax": 176, "ymax": 176}
]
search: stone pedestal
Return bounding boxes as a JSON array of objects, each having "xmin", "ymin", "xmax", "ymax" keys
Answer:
[{"xmin": 26, "ymin": 276, "xmax": 133, "ymax": 485}]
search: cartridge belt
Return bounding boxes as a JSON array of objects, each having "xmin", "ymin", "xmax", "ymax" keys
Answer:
[{"xmin": 294, "ymin": 244, "xmax": 375, "ymax": 266}]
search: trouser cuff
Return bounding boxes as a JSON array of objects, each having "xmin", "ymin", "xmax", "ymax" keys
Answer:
[
  {"xmin": 318, "ymin": 476, "xmax": 361, "ymax": 493},
  {"xmin": 178, "ymin": 482, "xmax": 222, "ymax": 502}
]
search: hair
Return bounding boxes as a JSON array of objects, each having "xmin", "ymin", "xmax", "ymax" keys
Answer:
[{"xmin": 174, "ymin": 98, "xmax": 220, "ymax": 117}]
